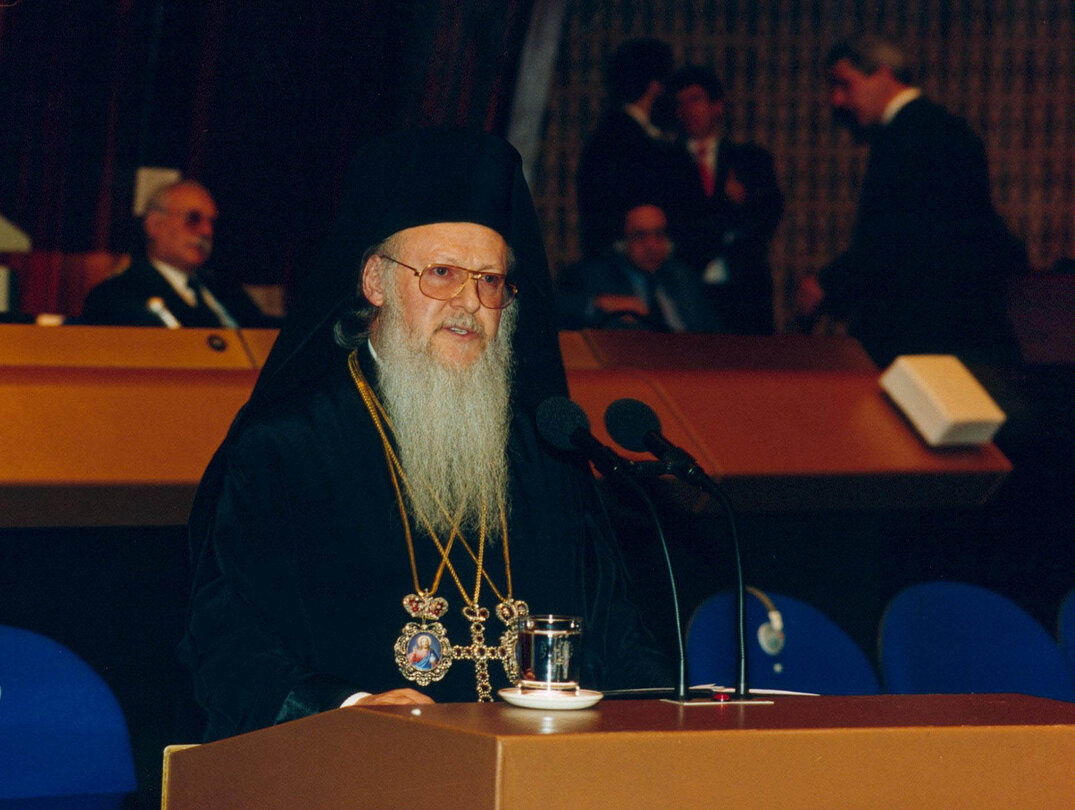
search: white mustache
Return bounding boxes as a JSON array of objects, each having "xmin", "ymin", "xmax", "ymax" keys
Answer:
[
  {"xmin": 440, "ymin": 314, "xmax": 484, "ymax": 338},
  {"xmin": 194, "ymin": 236, "xmax": 212, "ymax": 253}
]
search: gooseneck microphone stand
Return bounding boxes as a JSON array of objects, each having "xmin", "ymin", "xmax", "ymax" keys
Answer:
[
  {"xmin": 605, "ymin": 398, "xmax": 752, "ymax": 701},
  {"xmin": 535, "ymin": 396, "xmax": 691, "ymax": 702}
]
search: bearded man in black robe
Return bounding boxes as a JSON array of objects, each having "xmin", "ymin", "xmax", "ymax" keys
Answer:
[{"xmin": 179, "ymin": 129, "xmax": 669, "ymax": 741}]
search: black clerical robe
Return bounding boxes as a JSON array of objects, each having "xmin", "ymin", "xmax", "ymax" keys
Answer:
[{"xmin": 181, "ymin": 346, "xmax": 668, "ymax": 740}]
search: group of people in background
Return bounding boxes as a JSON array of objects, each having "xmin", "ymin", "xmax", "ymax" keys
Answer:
[
  {"xmin": 565, "ymin": 38, "xmax": 783, "ymax": 336},
  {"xmin": 564, "ymin": 33, "xmax": 1025, "ymax": 370},
  {"xmin": 84, "ymin": 33, "xmax": 1026, "ymax": 372}
]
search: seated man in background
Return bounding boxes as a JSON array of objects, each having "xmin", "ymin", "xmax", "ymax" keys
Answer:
[
  {"xmin": 81, "ymin": 180, "xmax": 270, "ymax": 328},
  {"xmin": 558, "ymin": 202, "xmax": 721, "ymax": 332},
  {"xmin": 180, "ymin": 129, "xmax": 669, "ymax": 741}
]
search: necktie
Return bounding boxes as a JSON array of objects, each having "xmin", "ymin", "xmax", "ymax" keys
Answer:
[
  {"xmin": 187, "ymin": 275, "xmax": 206, "ymax": 307},
  {"xmin": 189, "ymin": 275, "xmax": 238, "ymax": 328},
  {"xmin": 694, "ymin": 142, "xmax": 715, "ymax": 197}
]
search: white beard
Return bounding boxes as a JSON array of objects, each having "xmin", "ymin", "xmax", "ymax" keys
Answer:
[{"xmin": 373, "ymin": 283, "xmax": 517, "ymax": 538}]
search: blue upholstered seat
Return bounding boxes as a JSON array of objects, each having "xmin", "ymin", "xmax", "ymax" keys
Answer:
[
  {"xmin": 0, "ymin": 625, "xmax": 136, "ymax": 806},
  {"xmin": 880, "ymin": 581, "xmax": 1075, "ymax": 702},
  {"xmin": 686, "ymin": 588, "xmax": 880, "ymax": 695},
  {"xmin": 1058, "ymin": 588, "xmax": 1075, "ymax": 676}
]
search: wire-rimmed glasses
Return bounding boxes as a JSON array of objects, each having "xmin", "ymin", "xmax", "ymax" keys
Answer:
[{"xmin": 380, "ymin": 255, "xmax": 517, "ymax": 310}]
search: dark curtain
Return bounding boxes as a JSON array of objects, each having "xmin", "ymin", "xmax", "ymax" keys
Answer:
[{"xmin": 0, "ymin": 0, "xmax": 533, "ymax": 310}]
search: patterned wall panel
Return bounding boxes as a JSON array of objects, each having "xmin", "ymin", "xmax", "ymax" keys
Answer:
[{"xmin": 532, "ymin": 0, "xmax": 1075, "ymax": 331}]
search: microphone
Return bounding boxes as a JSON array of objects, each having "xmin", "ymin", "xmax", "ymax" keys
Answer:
[
  {"xmin": 147, "ymin": 297, "xmax": 181, "ymax": 329},
  {"xmin": 604, "ymin": 398, "xmax": 752, "ymax": 702},
  {"xmin": 536, "ymin": 396, "xmax": 690, "ymax": 701},
  {"xmin": 604, "ymin": 398, "xmax": 710, "ymax": 490},
  {"xmin": 535, "ymin": 396, "xmax": 637, "ymax": 480}
]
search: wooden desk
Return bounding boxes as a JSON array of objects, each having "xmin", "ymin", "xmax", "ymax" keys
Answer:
[
  {"xmin": 0, "ymin": 325, "xmax": 259, "ymax": 526},
  {"xmin": 163, "ymin": 695, "xmax": 1075, "ymax": 809},
  {"xmin": 569, "ymin": 367, "xmax": 1010, "ymax": 511},
  {"xmin": 0, "ymin": 328, "xmax": 1010, "ymax": 525},
  {"xmin": 570, "ymin": 330, "xmax": 878, "ymax": 371}
]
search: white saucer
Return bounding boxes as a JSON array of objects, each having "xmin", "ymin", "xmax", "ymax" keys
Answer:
[{"xmin": 498, "ymin": 687, "xmax": 604, "ymax": 710}]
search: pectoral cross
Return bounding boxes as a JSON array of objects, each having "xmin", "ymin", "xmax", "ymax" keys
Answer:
[{"xmin": 453, "ymin": 600, "xmax": 528, "ymax": 701}]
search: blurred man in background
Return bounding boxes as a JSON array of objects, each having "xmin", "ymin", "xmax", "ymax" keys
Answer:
[{"xmin": 81, "ymin": 180, "xmax": 270, "ymax": 328}]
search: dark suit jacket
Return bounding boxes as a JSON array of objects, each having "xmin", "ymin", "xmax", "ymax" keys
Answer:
[
  {"xmin": 576, "ymin": 109, "xmax": 699, "ymax": 259},
  {"xmin": 820, "ymin": 97, "xmax": 1023, "ymax": 366},
  {"xmin": 674, "ymin": 137, "xmax": 784, "ymax": 334},
  {"xmin": 80, "ymin": 256, "xmax": 271, "ymax": 328},
  {"xmin": 557, "ymin": 251, "xmax": 722, "ymax": 333}
]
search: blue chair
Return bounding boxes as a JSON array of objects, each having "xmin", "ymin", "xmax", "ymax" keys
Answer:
[
  {"xmin": 880, "ymin": 581, "xmax": 1075, "ymax": 702},
  {"xmin": 1059, "ymin": 588, "xmax": 1075, "ymax": 674},
  {"xmin": 0, "ymin": 625, "xmax": 136, "ymax": 807},
  {"xmin": 686, "ymin": 588, "xmax": 880, "ymax": 695}
]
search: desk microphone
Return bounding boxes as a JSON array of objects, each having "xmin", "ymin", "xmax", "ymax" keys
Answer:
[
  {"xmin": 536, "ymin": 396, "xmax": 690, "ymax": 701},
  {"xmin": 147, "ymin": 297, "xmax": 181, "ymax": 329},
  {"xmin": 604, "ymin": 397, "xmax": 710, "ymax": 488},
  {"xmin": 605, "ymin": 397, "xmax": 751, "ymax": 701},
  {"xmin": 535, "ymin": 396, "xmax": 637, "ymax": 480}
]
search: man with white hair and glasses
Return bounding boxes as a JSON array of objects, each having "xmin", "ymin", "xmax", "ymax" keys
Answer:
[
  {"xmin": 82, "ymin": 179, "xmax": 269, "ymax": 328},
  {"xmin": 180, "ymin": 129, "xmax": 669, "ymax": 741}
]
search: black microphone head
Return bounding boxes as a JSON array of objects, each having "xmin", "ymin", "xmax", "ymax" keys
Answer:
[
  {"xmin": 604, "ymin": 398, "xmax": 662, "ymax": 452},
  {"xmin": 536, "ymin": 396, "xmax": 591, "ymax": 452}
]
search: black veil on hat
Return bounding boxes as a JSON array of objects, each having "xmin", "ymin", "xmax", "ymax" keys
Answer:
[
  {"xmin": 251, "ymin": 127, "xmax": 568, "ymax": 417},
  {"xmin": 188, "ymin": 129, "xmax": 568, "ymax": 555}
]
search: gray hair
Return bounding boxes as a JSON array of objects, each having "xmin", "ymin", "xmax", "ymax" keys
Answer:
[
  {"xmin": 144, "ymin": 179, "xmax": 213, "ymax": 215},
  {"xmin": 826, "ymin": 35, "xmax": 913, "ymax": 85},
  {"xmin": 333, "ymin": 235, "xmax": 403, "ymax": 349}
]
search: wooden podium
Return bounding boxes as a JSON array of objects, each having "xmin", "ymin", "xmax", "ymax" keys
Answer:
[{"xmin": 163, "ymin": 695, "xmax": 1075, "ymax": 808}]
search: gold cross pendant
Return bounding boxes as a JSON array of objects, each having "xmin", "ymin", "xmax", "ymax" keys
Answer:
[{"xmin": 453, "ymin": 605, "xmax": 510, "ymax": 701}]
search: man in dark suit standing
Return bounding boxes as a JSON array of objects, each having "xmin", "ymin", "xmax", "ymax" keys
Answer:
[
  {"xmin": 576, "ymin": 38, "xmax": 697, "ymax": 261},
  {"xmin": 81, "ymin": 180, "xmax": 270, "ymax": 328},
  {"xmin": 667, "ymin": 66, "xmax": 784, "ymax": 334},
  {"xmin": 798, "ymin": 35, "xmax": 1022, "ymax": 367}
]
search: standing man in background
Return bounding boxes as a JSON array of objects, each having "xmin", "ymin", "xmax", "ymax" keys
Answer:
[
  {"xmin": 668, "ymin": 65, "xmax": 784, "ymax": 334},
  {"xmin": 81, "ymin": 180, "xmax": 270, "ymax": 328},
  {"xmin": 797, "ymin": 35, "xmax": 1023, "ymax": 367},
  {"xmin": 576, "ymin": 38, "xmax": 697, "ymax": 261}
]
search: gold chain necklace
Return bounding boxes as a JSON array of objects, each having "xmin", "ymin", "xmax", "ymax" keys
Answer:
[{"xmin": 347, "ymin": 350, "xmax": 528, "ymax": 700}]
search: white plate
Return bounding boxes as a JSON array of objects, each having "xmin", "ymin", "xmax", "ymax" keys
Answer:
[{"xmin": 498, "ymin": 687, "xmax": 604, "ymax": 710}]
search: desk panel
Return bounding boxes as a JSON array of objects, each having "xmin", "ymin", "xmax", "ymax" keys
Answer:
[
  {"xmin": 0, "ymin": 324, "xmax": 255, "ymax": 369},
  {"xmin": 163, "ymin": 695, "xmax": 1075, "ymax": 809}
]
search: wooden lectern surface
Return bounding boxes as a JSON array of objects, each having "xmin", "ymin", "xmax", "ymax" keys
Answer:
[{"xmin": 164, "ymin": 695, "xmax": 1075, "ymax": 809}]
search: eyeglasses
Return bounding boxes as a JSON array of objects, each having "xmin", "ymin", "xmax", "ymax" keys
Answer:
[
  {"xmin": 379, "ymin": 255, "xmax": 517, "ymax": 310},
  {"xmin": 154, "ymin": 207, "xmax": 217, "ymax": 229},
  {"xmin": 624, "ymin": 227, "xmax": 668, "ymax": 242}
]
